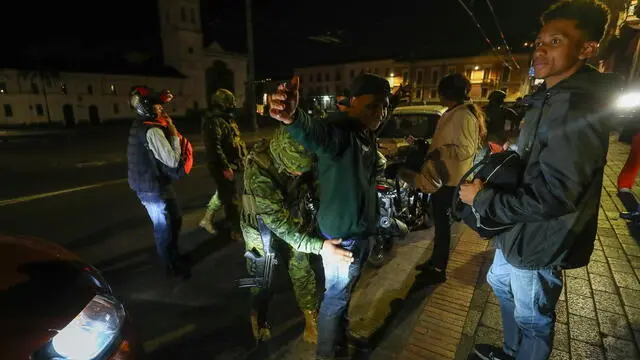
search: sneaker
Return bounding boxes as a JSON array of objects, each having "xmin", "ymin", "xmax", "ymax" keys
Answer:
[{"xmin": 474, "ymin": 344, "xmax": 514, "ymax": 360}]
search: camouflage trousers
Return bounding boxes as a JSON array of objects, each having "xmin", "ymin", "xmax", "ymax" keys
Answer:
[
  {"xmin": 206, "ymin": 169, "xmax": 243, "ymax": 228},
  {"xmin": 240, "ymin": 221, "xmax": 318, "ymax": 312}
]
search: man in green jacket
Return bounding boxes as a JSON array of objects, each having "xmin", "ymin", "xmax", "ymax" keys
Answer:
[
  {"xmin": 199, "ymin": 89, "xmax": 247, "ymax": 240},
  {"xmin": 269, "ymin": 73, "xmax": 390, "ymax": 359},
  {"xmin": 241, "ymin": 126, "xmax": 353, "ymax": 344}
]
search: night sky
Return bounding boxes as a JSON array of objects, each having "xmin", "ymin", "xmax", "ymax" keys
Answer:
[{"xmin": 2, "ymin": 0, "xmax": 558, "ymax": 79}]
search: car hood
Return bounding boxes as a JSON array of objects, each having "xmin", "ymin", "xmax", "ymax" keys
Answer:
[{"xmin": 0, "ymin": 235, "xmax": 103, "ymax": 359}]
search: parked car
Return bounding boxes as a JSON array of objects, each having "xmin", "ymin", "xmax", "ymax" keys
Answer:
[
  {"xmin": 0, "ymin": 234, "xmax": 143, "ymax": 360},
  {"xmin": 377, "ymin": 105, "xmax": 447, "ymax": 159}
]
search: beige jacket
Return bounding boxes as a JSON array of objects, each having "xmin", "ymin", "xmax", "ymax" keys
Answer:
[{"xmin": 415, "ymin": 103, "xmax": 481, "ymax": 193}]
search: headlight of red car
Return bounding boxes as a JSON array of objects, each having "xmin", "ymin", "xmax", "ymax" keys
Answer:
[{"xmin": 32, "ymin": 294, "xmax": 125, "ymax": 360}]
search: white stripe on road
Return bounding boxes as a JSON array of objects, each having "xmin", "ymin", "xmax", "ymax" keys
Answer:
[
  {"xmin": 143, "ymin": 323, "xmax": 197, "ymax": 353},
  {"xmin": 0, "ymin": 164, "xmax": 205, "ymax": 207},
  {"xmin": 0, "ymin": 179, "xmax": 127, "ymax": 207}
]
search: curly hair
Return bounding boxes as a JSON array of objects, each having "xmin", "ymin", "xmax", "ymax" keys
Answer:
[{"xmin": 541, "ymin": 0, "xmax": 610, "ymax": 42}]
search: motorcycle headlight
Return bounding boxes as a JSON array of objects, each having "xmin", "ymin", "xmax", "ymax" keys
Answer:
[{"xmin": 48, "ymin": 294, "xmax": 125, "ymax": 360}]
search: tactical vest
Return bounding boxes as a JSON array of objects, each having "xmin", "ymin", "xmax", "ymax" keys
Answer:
[{"xmin": 241, "ymin": 140, "xmax": 316, "ymax": 230}]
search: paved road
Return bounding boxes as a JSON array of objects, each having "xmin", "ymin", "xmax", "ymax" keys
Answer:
[{"xmin": 1, "ymin": 125, "xmax": 440, "ymax": 359}]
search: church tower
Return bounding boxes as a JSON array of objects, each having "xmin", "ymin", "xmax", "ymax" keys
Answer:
[{"xmin": 157, "ymin": 0, "xmax": 207, "ymax": 108}]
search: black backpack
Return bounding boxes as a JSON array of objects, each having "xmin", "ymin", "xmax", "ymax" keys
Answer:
[{"xmin": 451, "ymin": 150, "xmax": 523, "ymax": 239}]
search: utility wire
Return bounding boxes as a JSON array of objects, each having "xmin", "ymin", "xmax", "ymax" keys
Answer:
[
  {"xmin": 484, "ymin": 0, "xmax": 520, "ymax": 69},
  {"xmin": 456, "ymin": 0, "xmax": 511, "ymax": 69}
]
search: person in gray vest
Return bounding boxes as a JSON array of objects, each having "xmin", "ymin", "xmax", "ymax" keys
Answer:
[{"xmin": 127, "ymin": 86, "xmax": 193, "ymax": 279}]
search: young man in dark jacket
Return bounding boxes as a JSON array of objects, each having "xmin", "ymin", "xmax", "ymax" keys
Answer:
[
  {"xmin": 269, "ymin": 73, "xmax": 390, "ymax": 360},
  {"xmin": 460, "ymin": 1, "xmax": 620, "ymax": 359}
]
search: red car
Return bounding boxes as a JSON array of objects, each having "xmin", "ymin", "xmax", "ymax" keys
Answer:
[{"xmin": 0, "ymin": 235, "xmax": 143, "ymax": 360}]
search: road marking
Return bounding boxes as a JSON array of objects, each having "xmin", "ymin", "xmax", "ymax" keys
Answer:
[
  {"xmin": 143, "ymin": 323, "xmax": 197, "ymax": 353},
  {"xmin": 0, "ymin": 164, "xmax": 206, "ymax": 207},
  {"xmin": 0, "ymin": 179, "xmax": 127, "ymax": 207}
]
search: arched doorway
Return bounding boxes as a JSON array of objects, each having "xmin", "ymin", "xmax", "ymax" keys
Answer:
[
  {"xmin": 205, "ymin": 60, "xmax": 235, "ymax": 107},
  {"xmin": 89, "ymin": 105, "xmax": 100, "ymax": 125},
  {"xmin": 62, "ymin": 104, "xmax": 75, "ymax": 127}
]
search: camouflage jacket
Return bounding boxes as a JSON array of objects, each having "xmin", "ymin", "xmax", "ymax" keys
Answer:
[
  {"xmin": 241, "ymin": 140, "xmax": 324, "ymax": 254},
  {"xmin": 202, "ymin": 109, "xmax": 248, "ymax": 170}
]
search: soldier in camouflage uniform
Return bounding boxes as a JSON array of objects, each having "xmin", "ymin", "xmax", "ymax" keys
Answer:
[
  {"xmin": 199, "ymin": 89, "xmax": 248, "ymax": 240},
  {"xmin": 241, "ymin": 126, "xmax": 353, "ymax": 344}
]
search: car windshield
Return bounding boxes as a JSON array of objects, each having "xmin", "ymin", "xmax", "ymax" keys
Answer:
[{"xmin": 378, "ymin": 113, "xmax": 440, "ymax": 139}]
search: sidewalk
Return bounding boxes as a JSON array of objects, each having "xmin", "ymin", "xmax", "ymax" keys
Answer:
[{"xmin": 399, "ymin": 138, "xmax": 640, "ymax": 360}]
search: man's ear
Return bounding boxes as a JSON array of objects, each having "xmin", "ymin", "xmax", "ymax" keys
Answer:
[{"xmin": 578, "ymin": 41, "xmax": 599, "ymax": 60}]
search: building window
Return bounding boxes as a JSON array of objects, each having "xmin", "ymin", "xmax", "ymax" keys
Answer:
[
  {"xmin": 87, "ymin": 85, "xmax": 93, "ymax": 94},
  {"xmin": 335, "ymin": 85, "xmax": 341, "ymax": 94},
  {"xmin": 483, "ymin": 69, "xmax": 491, "ymax": 81},
  {"xmin": 448, "ymin": 66, "xmax": 457, "ymax": 75},
  {"xmin": 402, "ymin": 71, "xmax": 409, "ymax": 84},
  {"xmin": 430, "ymin": 89, "xmax": 437, "ymax": 99},
  {"xmin": 431, "ymin": 69, "xmax": 440, "ymax": 84},
  {"xmin": 61, "ymin": 83, "xmax": 68, "ymax": 95},
  {"xmin": 194, "ymin": 101, "xmax": 199, "ymax": 109},
  {"xmin": 46, "ymin": 78, "xmax": 53, "ymax": 87},
  {"xmin": 501, "ymin": 67, "xmax": 511, "ymax": 82},
  {"xmin": 316, "ymin": 86, "xmax": 322, "ymax": 94},
  {"xmin": 373, "ymin": 68, "xmax": 378, "ymax": 75},
  {"xmin": 350, "ymin": 70, "xmax": 355, "ymax": 79},
  {"xmin": 190, "ymin": 8, "xmax": 196, "ymax": 24},
  {"xmin": 0, "ymin": 82, "xmax": 7, "ymax": 94},
  {"xmin": 35, "ymin": 104, "xmax": 44, "ymax": 116},
  {"xmin": 113, "ymin": 104, "xmax": 120, "ymax": 114},
  {"xmin": 181, "ymin": 7, "xmax": 187, "ymax": 21},
  {"xmin": 481, "ymin": 88, "xmax": 489, "ymax": 98},
  {"xmin": 335, "ymin": 71, "xmax": 341, "ymax": 81},
  {"xmin": 325, "ymin": 86, "xmax": 329, "ymax": 94},
  {"xmin": 325, "ymin": 73, "xmax": 330, "ymax": 81},
  {"xmin": 188, "ymin": 47, "xmax": 194, "ymax": 54},
  {"xmin": 385, "ymin": 68, "xmax": 391, "ymax": 77},
  {"xmin": 416, "ymin": 70, "xmax": 424, "ymax": 84},
  {"xmin": 316, "ymin": 73, "xmax": 321, "ymax": 82},
  {"xmin": 415, "ymin": 88, "xmax": 423, "ymax": 100},
  {"xmin": 3, "ymin": 104, "xmax": 13, "ymax": 117},
  {"xmin": 110, "ymin": 84, "xmax": 117, "ymax": 95},
  {"xmin": 31, "ymin": 83, "xmax": 39, "ymax": 94}
]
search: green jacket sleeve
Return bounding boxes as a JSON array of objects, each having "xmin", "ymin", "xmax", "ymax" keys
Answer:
[
  {"xmin": 286, "ymin": 111, "xmax": 347, "ymax": 157},
  {"xmin": 245, "ymin": 164, "xmax": 324, "ymax": 254},
  {"xmin": 203, "ymin": 115, "xmax": 231, "ymax": 169}
]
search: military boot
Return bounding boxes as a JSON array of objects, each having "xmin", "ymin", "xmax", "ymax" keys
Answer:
[
  {"xmin": 302, "ymin": 309, "xmax": 318, "ymax": 344},
  {"xmin": 198, "ymin": 209, "xmax": 217, "ymax": 234},
  {"xmin": 250, "ymin": 310, "xmax": 271, "ymax": 343}
]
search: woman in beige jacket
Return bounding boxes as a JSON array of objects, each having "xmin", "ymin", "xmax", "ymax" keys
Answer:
[{"xmin": 407, "ymin": 73, "xmax": 486, "ymax": 284}]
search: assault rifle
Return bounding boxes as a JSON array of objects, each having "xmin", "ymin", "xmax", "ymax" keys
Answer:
[{"xmin": 237, "ymin": 216, "xmax": 277, "ymax": 289}]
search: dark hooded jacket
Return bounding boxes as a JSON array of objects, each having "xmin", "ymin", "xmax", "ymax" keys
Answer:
[{"xmin": 472, "ymin": 65, "xmax": 622, "ymax": 270}]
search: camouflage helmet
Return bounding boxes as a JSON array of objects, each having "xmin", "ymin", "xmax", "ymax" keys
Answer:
[
  {"xmin": 212, "ymin": 88, "xmax": 236, "ymax": 109},
  {"xmin": 269, "ymin": 126, "xmax": 313, "ymax": 174}
]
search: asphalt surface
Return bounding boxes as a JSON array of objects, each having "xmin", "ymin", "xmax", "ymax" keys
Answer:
[
  {"xmin": 0, "ymin": 123, "xmax": 290, "ymax": 359},
  {"xmin": 0, "ymin": 123, "xmax": 435, "ymax": 359}
]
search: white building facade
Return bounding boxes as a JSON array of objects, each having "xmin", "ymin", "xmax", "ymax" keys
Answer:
[{"xmin": 0, "ymin": 0, "xmax": 247, "ymax": 127}]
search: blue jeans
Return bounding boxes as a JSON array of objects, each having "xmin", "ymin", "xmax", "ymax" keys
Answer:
[
  {"xmin": 316, "ymin": 235, "xmax": 370, "ymax": 359},
  {"xmin": 487, "ymin": 249, "xmax": 563, "ymax": 360},
  {"xmin": 137, "ymin": 191, "xmax": 183, "ymax": 266}
]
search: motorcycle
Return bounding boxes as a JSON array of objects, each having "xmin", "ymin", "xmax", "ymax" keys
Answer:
[{"xmin": 368, "ymin": 157, "xmax": 433, "ymax": 268}]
